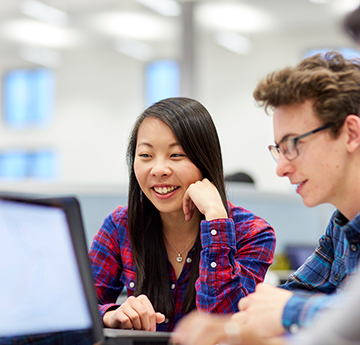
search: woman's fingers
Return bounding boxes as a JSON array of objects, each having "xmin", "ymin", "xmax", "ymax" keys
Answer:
[{"xmin": 104, "ymin": 295, "xmax": 165, "ymax": 331}]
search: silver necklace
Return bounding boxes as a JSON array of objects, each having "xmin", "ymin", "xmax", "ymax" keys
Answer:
[{"xmin": 164, "ymin": 232, "xmax": 198, "ymax": 263}]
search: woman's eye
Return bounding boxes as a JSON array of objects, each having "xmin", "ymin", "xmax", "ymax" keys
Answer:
[
  {"xmin": 139, "ymin": 153, "xmax": 151, "ymax": 158},
  {"xmin": 171, "ymin": 153, "xmax": 186, "ymax": 158}
]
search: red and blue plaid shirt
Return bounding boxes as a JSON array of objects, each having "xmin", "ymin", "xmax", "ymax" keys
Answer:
[{"xmin": 89, "ymin": 201, "xmax": 275, "ymax": 332}]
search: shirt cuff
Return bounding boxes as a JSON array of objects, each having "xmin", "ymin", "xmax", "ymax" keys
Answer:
[
  {"xmin": 282, "ymin": 295, "xmax": 308, "ymax": 333},
  {"xmin": 200, "ymin": 218, "xmax": 236, "ymax": 248},
  {"xmin": 98, "ymin": 303, "xmax": 119, "ymax": 321},
  {"xmin": 283, "ymin": 293, "xmax": 333, "ymax": 334}
]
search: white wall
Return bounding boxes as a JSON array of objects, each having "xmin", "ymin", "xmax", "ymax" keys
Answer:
[
  {"xmin": 0, "ymin": 14, "xmax": 356, "ymax": 196},
  {"xmin": 0, "ymin": 17, "xmax": 355, "ymax": 254}
]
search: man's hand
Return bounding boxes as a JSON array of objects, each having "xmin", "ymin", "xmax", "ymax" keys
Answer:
[
  {"xmin": 171, "ymin": 311, "xmax": 228, "ymax": 345},
  {"xmin": 171, "ymin": 310, "xmax": 287, "ymax": 345},
  {"xmin": 103, "ymin": 294, "xmax": 165, "ymax": 331},
  {"xmin": 233, "ymin": 283, "xmax": 293, "ymax": 338}
]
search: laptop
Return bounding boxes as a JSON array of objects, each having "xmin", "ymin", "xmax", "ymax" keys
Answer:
[{"xmin": 0, "ymin": 194, "xmax": 171, "ymax": 345}]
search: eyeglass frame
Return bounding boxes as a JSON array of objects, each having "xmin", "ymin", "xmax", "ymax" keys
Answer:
[{"xmin": 268, "ymin": 123, "xmax": 333, "ymax": 163}]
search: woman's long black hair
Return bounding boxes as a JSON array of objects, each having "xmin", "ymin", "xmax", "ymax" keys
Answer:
[{"xmin": 126, "ymin": 97, "xmax": 228, "ymax": 316}]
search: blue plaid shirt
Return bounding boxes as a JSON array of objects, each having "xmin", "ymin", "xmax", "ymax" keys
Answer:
[{"xmin": 281, "ymin": 210, "xmax": 360, "ymax": 333}]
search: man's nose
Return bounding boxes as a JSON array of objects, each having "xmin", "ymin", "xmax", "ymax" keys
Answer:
[{"xmin": 276, "ymin": 153, "xmax": 295, "ymax": 178}]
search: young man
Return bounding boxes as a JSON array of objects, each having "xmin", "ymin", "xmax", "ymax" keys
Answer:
[
  {"xmin": 171, "ymin": 50, "xmax": 360, "ymax": 345},
  {"xmin": 235, "ymin": 50, "xmax": 360, "ymax": 337}
]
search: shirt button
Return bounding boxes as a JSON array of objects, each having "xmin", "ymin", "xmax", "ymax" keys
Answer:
[
  {"xmin": 165, "ymin": 318, "xmax": 169, "ymax": 324},
  {"xmin": 171, "ymin": 283, "xmax": 176, "ymax": 290},
  {"xmin": 334, "ymin": 273, "xmax": 341, "ymax": 281},
  {"xmin": 289, "ymin": 324, "xmax": 299, "ymax": 334},
  {"xmin": 211, "ymin": 229, "xmax": 217, "ymax": 236},
  {"xmin": 350, "ymin": 244, "xmax": 358, "ymax": 252},
  {"xmin": 186, "ymin": 257, "xmax": 192, "ymax": 263},
  {"xmin": 210, "ymin": 262, "xmax": 217, "ymax": 268},
  {"xmin": 129, "ymin": 281, "xmax": 135, "ymax": 288}
]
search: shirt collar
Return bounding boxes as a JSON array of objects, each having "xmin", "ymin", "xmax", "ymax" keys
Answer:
[{"xmin": 333, "ymin": 210, "xmax": 349, "ymax": 226}]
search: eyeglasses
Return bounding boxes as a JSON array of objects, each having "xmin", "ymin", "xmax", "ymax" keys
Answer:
[{"xmin": 268, "ymin": 123, "xmax": 333, "ymax": 163}]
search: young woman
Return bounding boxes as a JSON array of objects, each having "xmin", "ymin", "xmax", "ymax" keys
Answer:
[{"xmin": 89, "ymin": 97, "xmax": 276, "ymax": 332}]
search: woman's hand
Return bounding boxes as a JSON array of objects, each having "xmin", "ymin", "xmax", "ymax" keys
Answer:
[
  {"xmin": 103, "ymin": 294, "xmax": 165, "ymax": 331},
  {"xmin": 183, "ymin": 178, "xmax": 228, "ymax": 221}
]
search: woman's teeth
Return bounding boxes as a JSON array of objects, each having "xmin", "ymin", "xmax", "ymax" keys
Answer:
[{"xmin": 154, "ymin": 186, "xmax": 178, "ymax": 195}]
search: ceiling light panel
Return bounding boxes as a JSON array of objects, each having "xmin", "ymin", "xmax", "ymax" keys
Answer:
[
  {"xmin": 330, "ymin": 0, "xmax": 360, "ymax": 15},
  {"xmin": 196, "ymin": 3, "xmax": 274, "ymax": 33},
  {"xmin": 0, "ymin": 20, "xmax": 80, "ymax": 49},
  {"xmin": 214, "ymin": 31, "xmax": 252, "ymax": 55},
  {"xmin": 91, "ymin": 12, "xmax": 175, "ymax": 41},
  {"xmin": 21, "ymin": 0, "xmax": 68, "ymax": 25},
  {"xmin": 135, "ymin": 0, "xmax": 181, "ymax": 17}
]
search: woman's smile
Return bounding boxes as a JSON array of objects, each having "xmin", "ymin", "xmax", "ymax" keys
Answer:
[{"xmin": 153, "ymin": 185, "xmax": 179, "ymax": 195}]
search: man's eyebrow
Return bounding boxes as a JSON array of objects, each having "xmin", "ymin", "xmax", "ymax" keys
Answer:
[{"xmin": 276, "ymin": 133, "xmax": 298, "ymax": 145}]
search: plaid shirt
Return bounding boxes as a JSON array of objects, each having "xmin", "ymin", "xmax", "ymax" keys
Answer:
[
  {"xmin": 89, "ymin": 201, "xmax": 275, "ymax": 332},
  {"xmin": 281, "ymin": 210, "xmax": 360, "ymax": 333}
]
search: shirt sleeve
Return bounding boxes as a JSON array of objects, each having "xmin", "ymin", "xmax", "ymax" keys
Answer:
[
  {"xmin": 288, "ymin": 271, "xmax": 360, "ymax": 345},
  {"xmin": 280, "ymin": 212, "xmax": 340, "ymax": 331},
  {"xmin": 88, "ymin": 210, "xmax": 125, "ymax": 320},
  {"xmin": 196, "ymin": 206, "xmax": 276, "ymax": 314},
  {"xmin": 281, "ymin": 230, "xmax": 336, "ymax": 292},
  {"xmin": 282, "ymin": 292, "xmax": 336, "ymax": 333}
]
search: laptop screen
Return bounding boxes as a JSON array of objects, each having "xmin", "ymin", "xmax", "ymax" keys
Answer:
[{"xmin": 0, "ymin": 198, "xmax": 95, "ymax": 342}]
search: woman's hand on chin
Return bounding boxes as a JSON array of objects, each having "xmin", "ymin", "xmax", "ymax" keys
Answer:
[{"xmin": 183, "ymin": 178, "xmax": 228, "ymax": 221}]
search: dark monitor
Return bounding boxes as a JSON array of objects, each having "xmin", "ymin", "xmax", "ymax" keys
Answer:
[
  {"xmin": 0, "ymin": 194, "xmax": 171, "ymax": 345},
  {"xmin": 285, "ymin": 244, "xmax": 316, "ymax": 270},
  {"xmin": 0, "ymin": 195, "xmax": 102, "ymax": 344}
]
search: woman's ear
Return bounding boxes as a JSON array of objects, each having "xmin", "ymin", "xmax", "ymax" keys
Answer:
[{"xmin": 344, "ymin": 114, "xmax": 360, "ymax": 153}]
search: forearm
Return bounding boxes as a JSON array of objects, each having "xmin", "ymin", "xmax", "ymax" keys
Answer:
[{"xmin": 196, "ymin": 217, "xmax": 275, "ymax": 314}]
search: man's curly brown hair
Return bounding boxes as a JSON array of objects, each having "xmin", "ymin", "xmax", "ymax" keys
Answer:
[{"xmin": 253, "ymin": 51, "xmax": 360, "ymax": 137}]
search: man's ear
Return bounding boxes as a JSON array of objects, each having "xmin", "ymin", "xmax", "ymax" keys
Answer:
[{"xmin": 344, "ymin": 114, "xmax": 360, "ymax": 153}]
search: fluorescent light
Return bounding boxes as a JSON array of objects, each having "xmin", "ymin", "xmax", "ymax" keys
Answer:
[
  {"xmin": 114, "ymin": 39, "xmax": 153, "ymax": 61},
  {"xmin": 331, "ymin": 0, "xmax": 360, "ymax": 14},
  {"xmin": 196, "ymin": 3, "xmax": 274, "ymax": 33},
  {"xmin": 136, "ymin": 0, "xmax": 181, "ymax": 17},
  {"xmin": 308, "ymin": 0, "xmax": 329, "ymax": 4},
  {"xmin": 21, "ymin": 0, "xmax": 68, "ymax": 25},
  {"xmin": 20, "ymin": 46, "xmax": 61, "ymax": 67},
  {"xmin": 92, "ymin": 12, "xmax": 174, "ymax": 41},
  {"xmin": 214, "ymin": 31, "xmax": 252, "ymax": 55},
  {"xmin": 0, "ymin": 19, "xmax": 80, "ymax": 48}
]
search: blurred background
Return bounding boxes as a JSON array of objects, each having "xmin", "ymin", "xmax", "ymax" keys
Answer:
[{"xmin": 0, "ymin": 0, "xmax": 357, "ymax": 261}]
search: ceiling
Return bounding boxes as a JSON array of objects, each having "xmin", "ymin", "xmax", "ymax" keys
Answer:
[{"xmin": 0, "ymin": 0, "xmax": 358, "ymax": 66}]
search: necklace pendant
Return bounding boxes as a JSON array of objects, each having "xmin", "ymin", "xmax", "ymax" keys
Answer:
[{"xmin": 176, "ymin": 255, "xmax": 183, "ymax": 263}]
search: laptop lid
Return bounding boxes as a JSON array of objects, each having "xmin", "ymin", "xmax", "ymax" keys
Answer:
[
  {"xmin": 0, "ymin": 194, "xmax": 103, "ymax": 344},
  {"xmin": 0, "ymin": 194, "xmax": 171, "ymax": 345}
]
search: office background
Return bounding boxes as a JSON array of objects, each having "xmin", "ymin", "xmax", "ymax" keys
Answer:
[{"xmin": 0, "ymin": 0, "xmax": 357, "ymax": 256}]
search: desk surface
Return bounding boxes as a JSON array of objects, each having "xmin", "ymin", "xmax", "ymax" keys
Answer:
[{"xmin": 103, "ymin": 328, "xmax": 171, "ymax": 345}]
